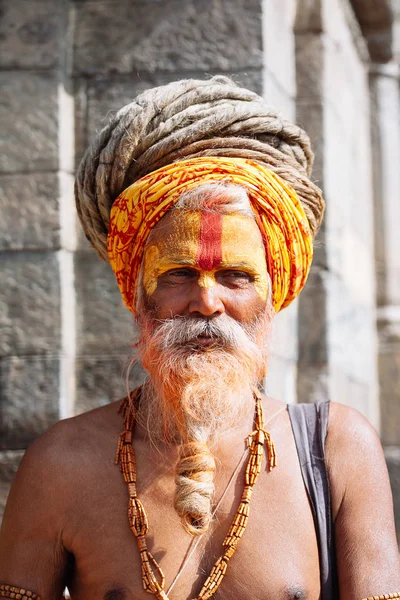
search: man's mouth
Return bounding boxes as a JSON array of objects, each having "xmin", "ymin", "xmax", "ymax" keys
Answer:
[
  {"xmin": 186, "ymin": 331, "xmax": 221, "ymax": 349},
  {"xmin": 195, "ymin": 332, "xmax": 216, "ymax": 346}
]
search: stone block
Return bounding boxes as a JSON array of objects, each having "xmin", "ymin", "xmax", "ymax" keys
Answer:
[
  {"xmin": 328, "ymin": 364, "xmax": 379, "ymax": 429},
  {"xmin": 294, "ymin": 0, "xmax": 322, "ymax": 32},
  {"xmin": 0, "ymin": 450, "xmax": 25, "ymax": 522},
  {"xmin": 295, "ymin": 99, "xmax": 325, "ymax": 228},
  {"xmin": 0, "ymin": 0, "xmax": 62, "ymax": 69},
  {"xmin": 298, "ymin": 266, "xmax": 328, "ymax": 365},
  {"xmin": 350, "ymin": 0, "xmax": 393, "ymax": 63},
  {"xmin": 233, "ymin": 69, "xmax": 264, "ymax": 97},
  {"xmin": 74, "ymin": 251, "xmax": 133, "ymax": 356},
  {"xmin": 384, "ymin": 446, "xmax": 400, "ymax": 545},
  {"xmin": 270, "ymin": 300, "xmax": 298, "ymax": 362},
  {"xmin": 73, "ymin": 0, "xmax": 262, "ymax": 75},
  {"xmin": 0, "ymin": 72, "xmax": 58, "ymax": 173},
  {"xmin": 0, "ymin": 173, "xmax": 60, "ymax": 251},
  {"xmin": 370, "ymin": 71, "xmax": 400, "ymax": 307},
  {"xmin": 379, "ymin": 343, "xmax": 400, "ymax": 446},
  {"xmin": 0, "ymin": 252, "xmax": 61, "ymax": 357},
  {"xmin": 327, "ymin": 274, "xmax": 378, "ymax": 386},
  {"xmin": 263, "ymin": 71, "xmax": 295, "ymax": 123},
  {"xmin": 263, "ymin": 0, "xmax": 296, "ymax": 120},
  {"xmin": 266, "ymin": 355, "xmax": 297, "ymax": 405},
  {"xmin": 297, "ymin": 267, "xmax": 329, "ymax": 404},
  {"xmin": 297, "ymin": 363, "xmax": 329, "ymax": 404},
  {"xmin": 75, "ymin": 355, "xmax": 147, "ymax": 416},
  {"xmin": 295, "ymin": 33, "xmax": 324, "ymax": 100},
  {"xmin": 0, "ymin": 355, "xmax": 60, "ymax": 450}
]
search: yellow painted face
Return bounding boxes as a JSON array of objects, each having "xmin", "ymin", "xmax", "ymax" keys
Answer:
[{"xmin": 142, "ymin": 211, "xmax": 269, "ymax": 301}]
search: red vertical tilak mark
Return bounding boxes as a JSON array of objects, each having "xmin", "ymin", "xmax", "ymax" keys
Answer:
[{"xmin": 196, "ymin": 213, "xmax": 223, "ymax": 270}]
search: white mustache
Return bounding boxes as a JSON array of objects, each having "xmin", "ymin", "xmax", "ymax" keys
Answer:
[{"xmin": 153, "ymin": 314, "xmax": 259, "ymax": 351}]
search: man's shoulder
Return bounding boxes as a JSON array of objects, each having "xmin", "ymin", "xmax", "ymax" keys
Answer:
[
  {"xmin": 327, "ymin": 400, "xmax": 379, "ymax": 446},
  {"xmin": 20, "ymin": 400, "xmax": 123, "ymax": 486},
  {"xmin": 326, "ymin": 400, "xmax": 382, "ymax": 469},
  {"xmin": 325, "ymin": 401, "xmax": 384, "ymax": 520}
]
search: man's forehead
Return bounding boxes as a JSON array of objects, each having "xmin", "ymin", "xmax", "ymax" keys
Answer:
[
  {"xmin": 142, "ymin": 208, "xmax": 269, "ymax": 300},
  {"xmin": 149, "ymin": 209, "xmax": 264, "ymax": 248}
]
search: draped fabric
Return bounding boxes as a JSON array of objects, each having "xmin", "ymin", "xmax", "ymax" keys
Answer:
[{"xmin": 107, "ymin": 157, "xmax": 313, "ymax": 313}]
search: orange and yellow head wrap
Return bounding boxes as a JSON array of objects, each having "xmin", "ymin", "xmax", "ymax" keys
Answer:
[{"xmin": 107, "ymin": 157, "xmax": 313, "ymax": 313}]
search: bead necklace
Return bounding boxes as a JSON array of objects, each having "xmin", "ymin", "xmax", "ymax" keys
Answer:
[
  {"xmin": 167, "ymin": 404, "xmax": 287, "ymax": 597},
  {"xmin": 361, "ymin": 596, "xmax": 400, "ymax": 600},
  {"xmin": 115, "ymin": 388, "xmax": 277, "ymax": 600}
]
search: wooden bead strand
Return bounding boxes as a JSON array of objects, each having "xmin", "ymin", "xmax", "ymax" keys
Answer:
[
  {"xmin": 116, "ymin": 388, "xmax": 277, "ymax": 600},
  {"xmin": 0, "ymin": 585, "xmax": 40, "ymax": 600},
  {"xmin": 362, "ymin": 595, "xmax": 400, "ymax": 600}
]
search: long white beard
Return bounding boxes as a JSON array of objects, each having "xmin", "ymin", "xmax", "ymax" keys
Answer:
[{"xmin": 129, "ymin": 310, "xmax": 270, "ymax": 535}]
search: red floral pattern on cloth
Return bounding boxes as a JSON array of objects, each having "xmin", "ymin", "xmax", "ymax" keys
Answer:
[{"xmin": 107, "ymin": 157, "xmax": 313, "ymax": 313}]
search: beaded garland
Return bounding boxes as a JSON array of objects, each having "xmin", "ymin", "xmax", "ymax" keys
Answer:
[
  {"xmin": 0, "ymin": 585, "xmax": 40, "ymax": 599},
  {"xmin": 361, "ymin": 596, "xmax": 400, "ymax": 600},
  {"xmin": 115, "ymin": 388, "xmax": 277, "ymax": 600}
]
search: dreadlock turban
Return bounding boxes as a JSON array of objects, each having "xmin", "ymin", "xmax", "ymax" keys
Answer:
[{"xmin": 75, "ymin": 76, "xmax": 324, "ymax": 313}]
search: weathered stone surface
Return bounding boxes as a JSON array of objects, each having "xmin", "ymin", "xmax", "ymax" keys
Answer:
[
  {"xmin": 266, "ymin": 356, "xmax": 297, "ymax": 405},
  {"xmin": 263, "ymin": 0, "xmax": 296, "ymax": 121},
  {"xmin": 295, "ymin": 28, "xmax": 325, "ymax": 272},
  {"xmin": 75, "ymin": 355, "xmax": 146, "ymax": 415},
  {"xmin": 0, "ymin": 252, "xmax": 61, "ymax": 357},
  {"xmin": 0, "ymin": 355, "xmax": 60, "ymax": 450},
  {"xmin": 379, "ymin": 342, "xmax": 400, "ymax": 446},
  {"xmin": 327, "ymin": 274, "xmax": 378, "ymax": 384},
  {"xmin": 394, "ymin": 6, "xmax": 400, "ymax": 64},
  {"xmin": 74, "ymin": 251, "xmax": 133, "ymax": 356},
  {"xmin": 263, "ymin": 71, "xmax": 294, "ymax": 126},
  {"xmin": 0, "ymin": 173, "xmax": 60, "ymax": 251},
  {"xmin": 233, "ymin": 69, "xmax": 264, "ymax": 97},
  {"xmin": 73, "ymin": 0, "xmax": 262, "ymax": 75},
  {"xmin": 384, "ymin": 446, "xmax": 400, "ymax": 544},
  {"xmin": 350, "ymin": 0, "xmax": 393, "ymax": 63},
  {"xmin": 0, "ymin": 0, "xmax": 62, "ymax": 69},
  {"xmin": 295, "ymin": 33, "xmax": 324, "ymax": 101},
  {"xmin": 298, "ymin": 266, "xmax": 328, "ymax": 365},
  {"xmin": 299, "ymin": 264, "xmax": 379, "ymax": 418},
  {"xmin": 370, "ymin": 68, "xmax": 400, "ymax": 308},
  {"xmin": 0, "ymin": 72, "xmax": 58, "ymax": 173},
  {"xmin": 323, "ymin": 0, "xmax": 374, "ymax": 264},
  {"xmin": 295, "ymin": 0, "xmax": 380, "ymax": 420},
  {"xmin": 294, "ymin": 0, "xmax": 323, "ymax": 32},
  {"xmin": 271, "ymin": 300, "xmax": 298, "ymax": 363},
  {"xmin": 297, "ymin": 267, "xmax": 329, "ymax": 404},
  {"xmin": 74, "ymin": 69, "xmax": 263, "ymax": 169},
  {"xmin": 0, "ymin": 450, "xmax": 25, "ymax": 521},
  {"xmin": 297, "ymin": 364, "xmax": 329, "ymax": 404},
  {"xmin": 328, "ymin": 364, "xmax": 379, "ymax": 427}
]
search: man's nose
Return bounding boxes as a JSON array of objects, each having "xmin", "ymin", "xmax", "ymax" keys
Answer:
[{"xmin": 188, "ymin": 284, "xmax": 225, "ymax": 317}]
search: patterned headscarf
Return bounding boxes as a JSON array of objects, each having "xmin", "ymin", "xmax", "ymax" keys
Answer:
[{"xmin": 107, "ymin": 156, "xmax": 313, "ymax": 313}]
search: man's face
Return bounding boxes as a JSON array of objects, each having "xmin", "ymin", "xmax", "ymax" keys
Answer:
[{"xmin": 141, "ymin": 209, "xmax": 270, "ymax": 330}]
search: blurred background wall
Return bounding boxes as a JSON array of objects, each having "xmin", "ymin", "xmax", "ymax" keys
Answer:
[{"xmin": 1, "ymin": 0, "xmax": 400, "ymax": 539}]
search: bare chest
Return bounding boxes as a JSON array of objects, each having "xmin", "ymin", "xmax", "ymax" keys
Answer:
[{"xmin": 65, "ymin": 443, "xmax": 321, "ymax": 600}]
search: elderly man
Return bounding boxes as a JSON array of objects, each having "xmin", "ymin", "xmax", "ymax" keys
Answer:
[{"xmin": 0, "ymin": 77, "xmax": 399, "ymax": 600}]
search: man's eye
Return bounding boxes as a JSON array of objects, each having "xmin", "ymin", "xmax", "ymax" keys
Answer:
[
  {"xmin": 222, "ymin": 271, "xmax": 253, "ymax": 281},
  {"xmin": 166, "ymin": 268, "xmax": 196, "ymax": 278}
]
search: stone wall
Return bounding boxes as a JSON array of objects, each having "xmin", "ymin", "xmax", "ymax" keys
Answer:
[
  {"xmin": 262, "ymin": 0, "xmax": 298, "ymax": 405},
  {"xmin": 370, "ymin": 59, "xmax": 400, "ymax": 537},
  {"xmin": 295, "ymin": 0, "xmax": 379, "ymax": 427},
  {"xmin": 1, "ymin": 0, "xmax": 400, "ymax": 542},
  {"xmin": 0, "ymin": 0, "xmax": 72, "ymax": 518}
]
